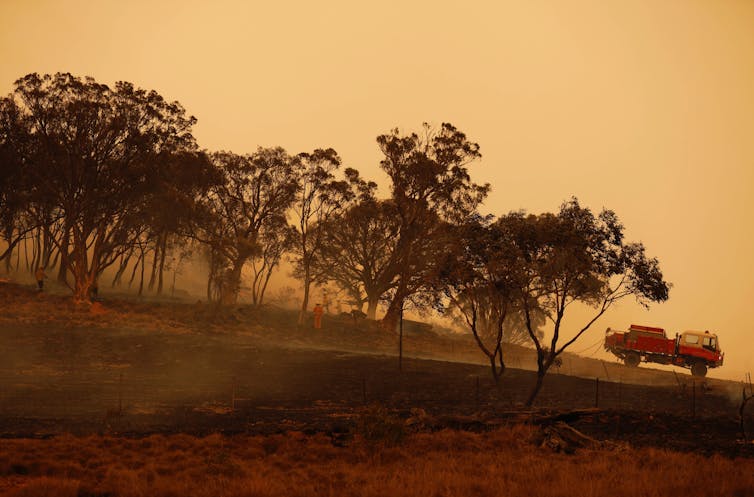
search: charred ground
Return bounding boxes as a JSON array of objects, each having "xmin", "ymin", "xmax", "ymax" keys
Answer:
[{"xmin": 0, "ymin": 282, "xmax": 752, "ymax": 459}]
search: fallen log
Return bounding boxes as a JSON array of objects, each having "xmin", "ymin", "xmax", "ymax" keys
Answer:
[{"xmin": 540, "ymin": 421, "xmax": 603, "ymax": 454}]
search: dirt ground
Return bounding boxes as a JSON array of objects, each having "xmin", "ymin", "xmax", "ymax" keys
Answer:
[{"xmin": 1, "ymin": 282, "xmax": 753, "ymax": 458}]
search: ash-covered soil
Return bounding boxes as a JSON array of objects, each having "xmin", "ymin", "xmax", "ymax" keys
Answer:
[{"xmin": 0, "ymin": 282, "xmax": 752, "ymax": 458}]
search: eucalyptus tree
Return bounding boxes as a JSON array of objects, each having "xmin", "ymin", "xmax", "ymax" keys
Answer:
[
  {"xmin": 377, "ymin": 122, "xmax": 489, "ymax": 330},
  {"xmin": 6, "ymin": 72, "xmax": 200, "ymax": 301},
  {"xmin": 316, "ymin": 198, "xmax": 401, "ymax": 319},
  {"xmin": 289, "ymin": 149, "xmax": 353, "ymax": 324},
  {"xmin": 249, "ymin": 216, "xmax": 296, "ymax": 306},
  {"xmin": 438, "ymin": 216, "xmax": 522, "ymax": 383},
  {"xmin": 144, "ymin": 150, "xmax": 215, "ymax": 296},
  {"xmin": 204, "ymin": 148, "xmax": 299, "ymax": 304},
  {"xmin": 288, "ymin": 151, "xmax": 379, "ymax": 323},
  {"xmin": 512, "ymin": 199, "xmax": 671, "ymax": 406},
  {"xmin": 0, "ymin": 96, "xmax": 35, "ymax": 270}
]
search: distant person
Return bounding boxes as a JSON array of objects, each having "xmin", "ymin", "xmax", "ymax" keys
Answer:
[
  {"xmin": 35, "ymin": 267, "xmax": 46, "ymax": 291},
  {"xmin": 313, "ymin": 303, "xmax": 324, "ymax": 329}
]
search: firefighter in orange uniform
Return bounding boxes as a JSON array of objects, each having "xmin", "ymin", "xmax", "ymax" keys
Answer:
[{"xmin": 313, "ymin": 303, "xmax": 324, "ymax": 329}]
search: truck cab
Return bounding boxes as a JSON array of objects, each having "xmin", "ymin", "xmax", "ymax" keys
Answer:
[{"xmin": 676, "ymin": 331, "xmax": 724, "ymax": 376}]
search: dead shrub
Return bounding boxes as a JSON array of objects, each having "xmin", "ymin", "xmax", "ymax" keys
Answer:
[
  {"xmin": 10, "ymin": 477, "xmax": 80, "ymax": 497},
  {"xmin": 354, "ymin": 404, "xmax": 406, "ymax": 447}
]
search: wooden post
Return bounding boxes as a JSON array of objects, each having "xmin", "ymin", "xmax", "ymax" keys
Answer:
[
  {"xmin": 601, "ymin": 361, "xmax": 610, "ymax": 380},
  {"xmin": 399, "ymin": 304, "xmax": 404, "ymax": 372},
  {"xmin": 594, "ymin": 377, "xmax": 599, "ymax": 407},
  {"xmin": 231, "ymin": 376, "xmax": 237, "ymax": 410},
  {"xmin": 617, "ymin": 378, "xmax": 622, "ymax": 409},
  {"xmin": 118, "ymin": 372, "xmax": 123, "ymax": 414}
]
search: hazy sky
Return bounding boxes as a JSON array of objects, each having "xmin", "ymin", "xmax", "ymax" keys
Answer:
[{"xmin": 1, "ymin": 0, "xmax": 753, "ymax": 379}]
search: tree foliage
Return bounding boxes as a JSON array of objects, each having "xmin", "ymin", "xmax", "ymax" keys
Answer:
[
  {"xmin": 202, "ymin": 148, "xmax": 300, "ymax": 304},
  {"xmin": 317, "ymin": 198, "xmax": 401, "ymax": 318},
  {"xmin": 377, "ymin": 123, "xmax": 489, "ymax": 330},
  {"xmin": 439, "ymin": 216, "xmax": 522, "ymax": 383},
  {"xmin": 289, "ymin": 148, "xmax": 354, "ymax": 324},
  {"xmin": 2, "ymin": 72, "xmax": 202, "ymax": 300},
  {"xmin": 510, "ymin": 199, "xmax": 671, "ymax": 405}
]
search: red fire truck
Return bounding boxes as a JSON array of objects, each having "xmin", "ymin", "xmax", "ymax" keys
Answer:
[{"xmin": 604, "ymin": 324, "xmax": 724, "ymax": 377}]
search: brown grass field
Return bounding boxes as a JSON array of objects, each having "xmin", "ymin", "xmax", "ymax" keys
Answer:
[
  {"xmin": 1, "ymin": 281, "xmax": 754, "ymax": 496},
  {"xmin": 2, "ymin": 428, "xmax": 754, "ymax": 497}
]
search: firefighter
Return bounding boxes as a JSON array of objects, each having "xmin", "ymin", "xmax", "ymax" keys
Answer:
[
  {"xmin": 35, "ymin": 267, "xmax": 46, "ymax": 291},
  {"xmin": 313, "ymin": 303, "xmax": 324, "ymax": 329}
]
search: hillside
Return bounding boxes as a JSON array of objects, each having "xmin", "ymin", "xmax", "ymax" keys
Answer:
[{"xmin": 1, "ymin": 281, "xmax": 752, "ymax": 459}]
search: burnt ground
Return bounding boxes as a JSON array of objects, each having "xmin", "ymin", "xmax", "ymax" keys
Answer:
[{"xmin": 0, "ymin": 282, "xmax": 753, "ymax": 458}]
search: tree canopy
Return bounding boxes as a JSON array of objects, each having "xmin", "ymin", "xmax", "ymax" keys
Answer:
[
  {"xmin": 0, "ymin": 73, "xmax": 672, "ymax": 402},
  {"xmin": 1, "ymin": 72, "xmax": 203, "ymax": 300}
]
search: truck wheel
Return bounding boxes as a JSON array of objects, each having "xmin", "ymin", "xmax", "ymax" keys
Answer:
[
  {"xmin": 691, "ymin": 362, "xmax": 708, "ymax": 377},
  {"xmin": 624, "ymin": 352, "xmax": 640, "ymax": 368}
]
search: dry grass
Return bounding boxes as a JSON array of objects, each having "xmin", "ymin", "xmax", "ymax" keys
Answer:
[
  {"xmin": 0, "ymin": 281, "xmax": 240, "ymax": 335},
  {"xmin": 1, "ymin": 427, "xmax": 752, "ymax": 497}
]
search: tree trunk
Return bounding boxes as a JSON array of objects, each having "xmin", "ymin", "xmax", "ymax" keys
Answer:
[
  {"xmin": 41, "ymin": 226, "xmax": 54, "ymax": 270},
  {"xmin": 24, "ymin": 235, "xmax": 31, "ymax": 271},
  {"xmin": 366, "ymin": 296, "xmax": 379, "ymax": 320},
  {"xmin": 3, "ymin": 232, "xmax": 12, "ymax": 273},
  {"xmin": 128, "ymin": 250, "xmax": 144, "ymax": 288},
  {"xmin": 57, "ymin": 227, "xmax": 70, "ymax": 284},
  {"xmin": 259, "ymin": 266, "xmax": 274, "ymax": 306},
  {"xmin": 222, "ymin": 255, "xmax": 247, "ymax": 304},
  {"xmin": 525, "ymin": 371, "xmax": 547, "ymax": 407},
  {"xmin": 112, "ymin": 253, "xmax": 131, "ymax": 288},
  {"xmin": 147, "ymin": 240, "xmax": 160, "ymax": 292},
  {"xmin": 72, "ymin": 271, "xmax": 94, "ymax": 302},
  {"xmin": 32, "ymin": 227, "xmax": 41, "ymax": 273},
  {"xmin": 156, "ymin": 234, "xmax": 168, "ymax": 296},
  {"xmin": 68, "ymin": 233, "xmax": 93, "ymax": 302},
  {"xmin": 49, "ymin": 245, "xmax": 60, "ymax": 273},
  {"xmin": 207, "ymin": 249, "xmax": 217, "ymax": 302},
  {"xmin": 138, "ymin": 254, "xmax": 146, "ymax": 297},
  {"xmin": 298, "ymin": 267, "xmax": 312, "ymax": 325},
  {"xmin": 382, "ymin": 290, "xmax": 406, "ymax": 332},
  {"xmin": 489, "ymin": 356, "xmax": 501, "ymax": 385}
]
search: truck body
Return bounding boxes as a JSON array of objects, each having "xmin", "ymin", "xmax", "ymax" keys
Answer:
[{"xmin": 604, "ymin": 324, "xmax": 723, "ymax": 377}]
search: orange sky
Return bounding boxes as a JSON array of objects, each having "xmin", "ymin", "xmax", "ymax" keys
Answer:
[{"xmin": 1, "ymin": 0, "xmax": 753, "ymax": 379}]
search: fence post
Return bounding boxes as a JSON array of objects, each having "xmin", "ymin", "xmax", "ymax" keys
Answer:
[
  {"xmin": 231, "ymin": 375, "xmax": 236, "ymax": 410},
  {"xmin": 118, "ymin": 372, "xmax": 123, "ymax": 414},
  {"xmin": 601, "ymin": 361, "xmax": 610, "ymax": 380},
  {"xmin": 595, "ymin": 377, "xmax": 599, "ymax": 408},
  {"xmin": 617, "ymin": 378, "xmax": 622, "ymax": 409}
]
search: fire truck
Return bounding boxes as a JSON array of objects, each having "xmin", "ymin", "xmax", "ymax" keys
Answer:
[{"xmin": 604, "ymin": 324, "xmax": 724, "ymax": 377}]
